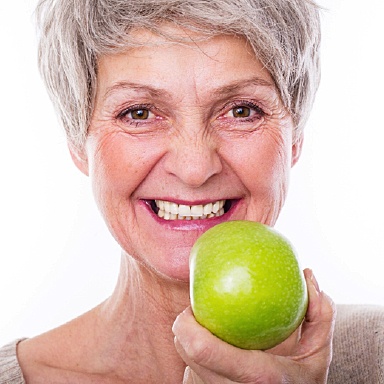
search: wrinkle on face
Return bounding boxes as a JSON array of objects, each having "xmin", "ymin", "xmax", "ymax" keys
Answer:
[{"xmin": 81, "ymin": 25, "xmax": 298, "ymax": 282}]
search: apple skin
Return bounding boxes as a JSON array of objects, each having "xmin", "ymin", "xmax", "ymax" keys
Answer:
[{"xmin": 190, "ymin": 220, "xmax": 308, "ymax": 350}]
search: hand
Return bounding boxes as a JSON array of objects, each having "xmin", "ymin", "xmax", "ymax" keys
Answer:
[{"xmin": 172, "ymin": 269, "xmax": 336, "ymax": 384}]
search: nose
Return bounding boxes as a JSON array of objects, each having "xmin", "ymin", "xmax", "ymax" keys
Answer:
[{"xmin": 164, "ymin": 132, "xmax": 223, "ymax": 188}]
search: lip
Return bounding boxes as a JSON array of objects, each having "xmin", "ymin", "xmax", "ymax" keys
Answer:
[{"xmin": 140, "ymin": 198, "xmax": 240, "ymax": 231}]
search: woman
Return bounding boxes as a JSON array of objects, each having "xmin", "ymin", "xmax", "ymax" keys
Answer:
[{"xmin": 1, "ymin": 0, "xmax": 383, "ymax": 383}]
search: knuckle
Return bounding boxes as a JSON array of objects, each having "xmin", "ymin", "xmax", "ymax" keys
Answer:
[
  {"xmin": 186, "ymin": 335, "xmax": 216, "ymax": 367},
  {"xmin": 235, "ymin": 354, "xmax": 281, "ymax": 384},
  {"xmin": 321, "ymin": 291, "xmax": 337, "ymax": 325}
]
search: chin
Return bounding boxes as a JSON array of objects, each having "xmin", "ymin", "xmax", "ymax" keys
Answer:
[
  {"xmin": 131, "ymin": 246, "xmax": 192, "ymax": 285},
  {"xmin": 152, "ymin": 263, "xmax": 191, "ymax": 285}
]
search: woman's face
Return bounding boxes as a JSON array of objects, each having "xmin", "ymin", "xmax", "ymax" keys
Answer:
[{"xmin": 73, "ymin": 26, "xmax": 302, "ymax": 282}]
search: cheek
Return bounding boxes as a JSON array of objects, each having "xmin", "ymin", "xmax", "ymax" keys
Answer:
[
  {"xmin": 243, "ymin": 139, "xmax": 292, "ymax": 224},
  {"xmin": 87, "ymin": 132, "xmax": 159, "ymax": 206},
  {"xmin": 231, "ymin": 133, "xmax": 291, "ymax": 188}
]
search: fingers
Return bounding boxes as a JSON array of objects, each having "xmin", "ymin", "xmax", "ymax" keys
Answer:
[
  {"xmin": 173, "ymin": 270, "xmax": 336, "ymax": 384},
  {"xmin": 304, "ymin": 268, "xmax": 336, "ymax": 331},
  {"xmin": 173, "ymin": 307, "xmax": 242, "ymax": 377},
  {"xmin": 304, "ymin": 268, "xmax": 335, "ymax": 322},
  {"xmin": 173, "ymin": 307, "xmax": 282, "ymax": 383},
  {"xmin": 295, "ymin": 268, "xmax": 336, "ymax": 360}
]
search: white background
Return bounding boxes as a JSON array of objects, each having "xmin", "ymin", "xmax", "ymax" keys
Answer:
[{"xmin": 0, "ymin": 0, "xmax": 383, "ymax": 346}]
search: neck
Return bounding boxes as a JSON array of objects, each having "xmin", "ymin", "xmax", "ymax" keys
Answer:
[
  {"xmin": 102, "ymin": 251, "xmax": 190, "ymax": 320},
  {"xmin": 96, "ymin": 252, "xmax": 190, "ymax": 381}
]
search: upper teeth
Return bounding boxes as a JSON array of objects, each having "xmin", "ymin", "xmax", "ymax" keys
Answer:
[{"xmin": 155, "ymin": 200, "xmax": 225, "ymax": 220}]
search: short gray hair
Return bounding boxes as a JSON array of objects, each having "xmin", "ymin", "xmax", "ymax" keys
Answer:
[{"xmin": 36, "ymin": 0, "xmax": 321, "ymax": 149}]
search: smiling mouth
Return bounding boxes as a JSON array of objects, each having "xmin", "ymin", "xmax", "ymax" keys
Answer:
[{"xmin": 150, "ymin": 199, "xmax": 233, "ymax": 220}]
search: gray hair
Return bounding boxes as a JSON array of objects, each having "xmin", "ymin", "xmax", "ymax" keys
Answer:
[{"xmin": 36, "ymin": 0, "xmax": 321, "ymax": 149}]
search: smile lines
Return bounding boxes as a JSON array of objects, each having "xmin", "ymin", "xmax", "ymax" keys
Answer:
[{"xmin": 155, "ymin": 200, "xmax": 226, "ymax": 220}]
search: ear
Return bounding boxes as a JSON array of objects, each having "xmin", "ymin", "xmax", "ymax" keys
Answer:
[
  {"xmin": 291, "ymin": 132, "xmax": 304, "ymax": 167},
  {"xmin": 68, "ymin": 142, "xmax": 89, "ymax": 176}
]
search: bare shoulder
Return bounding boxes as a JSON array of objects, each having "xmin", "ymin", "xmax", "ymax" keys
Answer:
[
  {"xmin": 328, "ymin": 304, "xmax": 384, "ymax": 384},
  {"xmin": 16, "ymin": 307, "xmax": 116, "ymax": 384}
]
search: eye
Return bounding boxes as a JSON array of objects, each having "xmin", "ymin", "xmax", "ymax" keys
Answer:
[
  {"xmin": 128, "ymin": 108, "xmax": 151, "ymax": 120},
  {"xmin": 222, "ymin": 102, "xmax": 265, "ymax": 120},
  {"xmin": 232, "ymin": 106, "xmax": 251, "ymax": 118},
  {"xmin": 117, "ymin": 105, "xmax": 157, "ymax": 124},
  {"xmin": 115, "ymin": 104, "xmax": 168, "ymax": 134}
]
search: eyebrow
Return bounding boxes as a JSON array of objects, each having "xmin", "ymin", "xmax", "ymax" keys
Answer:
[
  {"xmin": 212, "ymin": 76, "xmax": 275, "ymax": 97},
  {"xmin": 103, "ymin": 76, "xmax": 275, "ymax": 102},
  {"xmin": 103, "ymin": 81, "xmax": 173, "ymax": 102}
]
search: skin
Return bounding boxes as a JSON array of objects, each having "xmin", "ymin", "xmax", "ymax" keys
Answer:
[{"xmin": 17, "ymin": 26, "xmax": 335, "ymax": 383}]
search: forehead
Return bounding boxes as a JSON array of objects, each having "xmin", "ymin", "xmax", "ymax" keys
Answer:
[{"xmin": 95, "ymin": 25, "xmax": 276, "ymax": 103}]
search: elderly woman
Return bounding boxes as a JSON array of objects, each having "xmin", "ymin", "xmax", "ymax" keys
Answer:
[{"xmin": 1, "ymin": 0, "xmax": 383, "ymax": 383}]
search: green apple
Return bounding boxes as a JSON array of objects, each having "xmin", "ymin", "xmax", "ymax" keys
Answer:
[{"xmin": 190, "ymin": 220, "xmax": 308, "ymax": 350}]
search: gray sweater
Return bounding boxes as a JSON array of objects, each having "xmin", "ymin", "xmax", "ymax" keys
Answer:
[{"xmin": 1, "ymin": 305, "xmax": 383, "ymax": 383}]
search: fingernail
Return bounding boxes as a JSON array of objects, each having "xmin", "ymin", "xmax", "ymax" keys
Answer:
[
  {"xmin": 308, "ymin": 268, "xmax": 320, "ymax": 293},
  {"xmin": 172, "ymin": 318, "xmax": 189, "ymax": 351},
  {"xmin": 172, "ymin": 314, "xmax": 181, "ymax": 335},
  {"xmin": 172, "ymin": 308, "xmax": 193, "ymax": 351}
]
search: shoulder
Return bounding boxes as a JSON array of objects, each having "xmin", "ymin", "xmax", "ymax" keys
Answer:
[
  {"xmin": 0, "ymin": 339, "xmax": 26, "ymax": 384},
  {"xmin": 328, "ymin": 304, "xmax": 384, "ymax": 384}
]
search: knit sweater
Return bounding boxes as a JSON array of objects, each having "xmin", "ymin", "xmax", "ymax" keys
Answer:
[
  {"xmin": 0, "ymin": 339, "xmax": 25, "ymax": 384},
  {"xmin": 1, "ymin": 305, "xmax": 383, "ymax": 383}
]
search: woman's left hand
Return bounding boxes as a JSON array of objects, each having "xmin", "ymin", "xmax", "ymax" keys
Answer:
[{"xmin": 172, "ymin": 269, "xmax": 335, "ymax": 384}]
